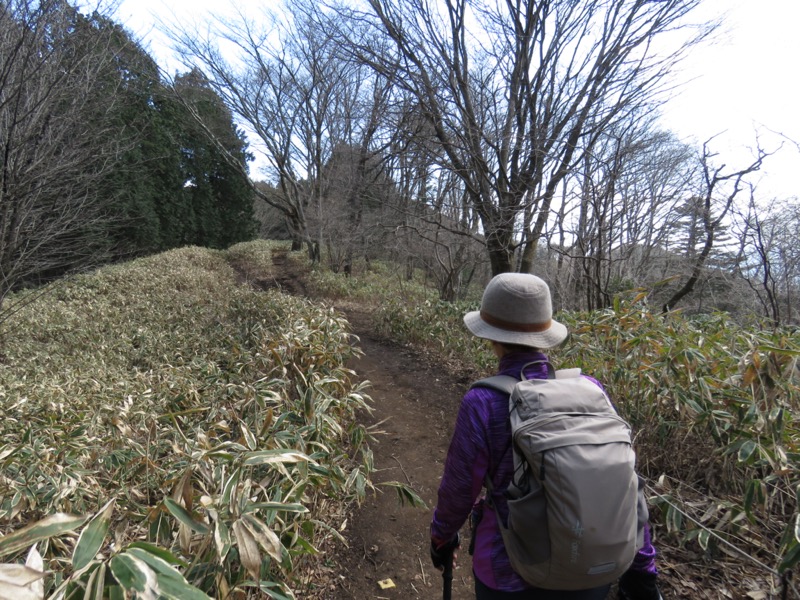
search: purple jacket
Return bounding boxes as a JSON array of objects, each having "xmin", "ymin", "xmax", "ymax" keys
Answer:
[{"xmin": 430, "ymin": 350, "xmax": 658, "ymax": 592}]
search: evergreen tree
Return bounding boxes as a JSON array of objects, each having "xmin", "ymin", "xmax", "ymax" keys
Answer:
[
  {"xmin": 99, "ymin": 41, "xmax": 256, "ymax": 254},
  {"xmin": 172, "ymin": 69, "xmax": 256, "ymax": 249},
  {"xmin": 91, "ymin": 16, "xmax": 185, "ymax": 256}
]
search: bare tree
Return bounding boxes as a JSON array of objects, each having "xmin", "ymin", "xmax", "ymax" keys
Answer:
[
  {"xmin": 395, "ymin": 166, "xmax": 487, "ymax": 300},
  {"xmin": 168, "ymin": 1, "xmax": 399, "ymax": 264},
  {"xmin": 739, "ymin": 192, "xmax": 783, "ymax": 325},
  {"xmin": 0, "ymin": 0, "xmax": 133, "ymax": 315},
  {"xmin": 168, "ymin": 7, "xmax": 312, "ymax": 254},
  {"xmin": 555, "ymin": 120, "xmax": 695, "ymax": 310},
  {"xmin": 736, "ymin": 194, "xmax": 800, "ymax": 326},
  {"xmin": 662, "ymin": 141, "xmax": 767, "ymax": 312},
  {"xmin": 338, "ymin": 0, "xmax": 713, "ymax": 275}
]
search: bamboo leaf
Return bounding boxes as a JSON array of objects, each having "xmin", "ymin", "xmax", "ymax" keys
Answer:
[
  {"xmin": 0, "ymin": 443, "xmax": 22, "ymax": 467},
  {"xmin": 214, "ymin": 519, "xmax": 231, "ymax": 561},
  {"xmin": 794, "ymin": 513, "xmax": 800, "ymax": 544},
  {"xmin": 221, "ymin": 468, "xmax": 242, "ymax": 506},
  {"xmin": 380, "ymin": 481, "xmax": 429, "ymax": 509},
  {"xmin": 126, "ymin": 543, "xmax": 187, "ymax": 567},
  {"xmin": 698, "ymin": 529, "xmax": 711, "ymax": 551},
  {"xmin": 758, "ymin": 345, "xmax": 800, "ymax": 357},
  {"xmin": 665, "ymin": 504, "xmax": 683, "ymax": 534},
  {"xmin": 125, "ymin": 548, "xmax": 183, "ymax": 580},
  {"xmin": 744, "ymin": 480, "xmax": 757, "ymax": 518},
  {"xmin": 0, "ymin": 514, "xmax": 89, "ymax": 558},
  {"xmin": 742, "ymin": 365, "xmax": 757, "ymax": 386},
  {"xmin": 84, "ymin": 563, "xmax": 107, "ymax": 600},
  {"xmin": 109, "ymin": 553, "xmax": 159, "ymax": 599},
  {"xmin": 241, "ymin": 514, "xmax": 283, "ymax": 563},
  {"xmin": 0, "ymin": 579, "xmax": 43, "ymax": 600},
  {"xmin": 108, "ymin": 585, "xmax": 125, "ymax": 600},
  {"xmin": 246, "ymin": 502, "xmax": 308, "ymax": 514},
  {"xmin": 255, "ymin": 581, "xmax": 295, "ymax": 600},
  {"xmin": 172, "ymin": 469, "xmax": 194, "ymax": 513},
  {"xmin": 0, "ymin": 564, "xmax": 44, "ymax": 588},
  {"xmin": 242, "ymin": 450, "xmax": 313, "ymax": 466},
  {"xmin": 241, "ymin": 422, "xmax": 257, "ymax": 451},
  {"xmin": 163, "ymin": 498, "xmax": 210, "ymax": 534},
  {"xmin": 779, "ymin": 540, "xmax": 800, "ymax": 573},
  {"xmin": 155, "ymin": 574, "xmax": 214, "ymax": 600},
  {"xmin": 73, "ymin": 499, "xmax": 116, "ymax": 570},
  {"xmin": 120, "ymin": 548, "xmax": 212, "ymax": 599},
  {"xmin": 738, "ymin": 440, "xmax": 758, "ymax": 463},
  {"xmin": 232, "ymin": 521, "xmax": 261, "ymax": 580}
]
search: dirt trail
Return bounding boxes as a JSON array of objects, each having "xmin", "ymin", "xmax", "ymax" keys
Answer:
[
  {"xmin": 256, "ymin": 251, "xmax": 475, "ymax": 598},
  {"xmin": 332, "ymin": 309, "xmax": 474, "ymax": 599}
]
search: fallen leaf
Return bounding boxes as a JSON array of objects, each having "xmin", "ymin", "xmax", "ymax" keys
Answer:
[{"xmin": 378, "ymin": 579, "xmax": 395, "ymax": 589}]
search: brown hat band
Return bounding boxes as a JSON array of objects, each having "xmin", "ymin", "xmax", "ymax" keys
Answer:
[{"xmin": 480, "ymin": 311, "xmax": 552, "ymax": 333}]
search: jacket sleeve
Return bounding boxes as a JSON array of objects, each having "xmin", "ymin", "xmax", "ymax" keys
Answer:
[{"xmin": 430, "ymin": 389, "xmax": 491, "ymax": 543}]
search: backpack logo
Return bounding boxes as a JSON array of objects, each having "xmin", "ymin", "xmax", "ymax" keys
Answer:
[{"xmin": 475, "ymin": 363, "xmax": 648, "ymax": 590}]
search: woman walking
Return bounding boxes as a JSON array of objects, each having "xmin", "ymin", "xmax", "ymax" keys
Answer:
[{"xmin": 430, "ymin": 273, "xmax": 662, "ymax": 600}]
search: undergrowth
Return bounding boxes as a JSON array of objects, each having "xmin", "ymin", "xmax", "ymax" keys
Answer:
[
  {"xmin": 0, "ymin": 241, "xmax": 372, "ymax": 599},
  {"xmin": 5, "ymin": 239, "xmax": 798, "ymax": 596}
]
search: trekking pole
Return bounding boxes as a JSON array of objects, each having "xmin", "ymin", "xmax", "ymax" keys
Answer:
[{"xmin": 442, "ymin": 550, "xmax": 453, "ymax": 600}]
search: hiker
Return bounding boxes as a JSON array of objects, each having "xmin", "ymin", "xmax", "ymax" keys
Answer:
[{"xmin": 430, "ymin": 273, "xmax": 662, "ymax": 600}]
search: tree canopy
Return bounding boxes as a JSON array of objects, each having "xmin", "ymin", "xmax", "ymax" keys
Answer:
[{"xmin": 2, "ymin": 0, "xmax": 797, "ymax": 324}]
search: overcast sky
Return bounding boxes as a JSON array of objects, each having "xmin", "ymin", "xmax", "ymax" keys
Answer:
[
  {"xmin": 658, "ymin": 0, "xmax": 799, "ymax": 201},
  {"xmin": 115, "ymin": 0, "xmax": 799, "ymax": 200}
]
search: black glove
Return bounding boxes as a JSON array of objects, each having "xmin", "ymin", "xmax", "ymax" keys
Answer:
[
  {"xmin": 618, "ymin": 570, "xmax": 663, "ymax": 600},
  {"xmin": 430, "ymin": 533, "xmax": 460, "ymax": 570}
]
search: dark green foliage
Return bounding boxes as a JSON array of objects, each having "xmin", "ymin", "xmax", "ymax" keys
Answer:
[
  {"xmin": 0, "ymin": 1, "xmax": 257, "ymax": 306},
  {"xmin": 171, "ymin": 69, "xmax": 257, "ymax": 249},
  {"xmin": 102, "ymin": 46, "xmax": 256, "ymax": 255},
  {"xmin": 92, "ymin": 18, "xmax": 182, "ymax": 255}
]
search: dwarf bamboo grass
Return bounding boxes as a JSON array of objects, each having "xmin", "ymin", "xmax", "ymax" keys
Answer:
[{"xmin": 0, "ymin": 242, "xmax": 372, "ymax": 598}]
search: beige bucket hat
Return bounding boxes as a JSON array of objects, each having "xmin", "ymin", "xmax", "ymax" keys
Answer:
[{"xmin": 463, "ymin": 273, "xmax": 568, "ymax": 349}]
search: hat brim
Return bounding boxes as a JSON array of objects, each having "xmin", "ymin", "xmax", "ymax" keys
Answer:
[{"xmin": 463, "ymin": 310, "xmax": 569, "ymax": 349}]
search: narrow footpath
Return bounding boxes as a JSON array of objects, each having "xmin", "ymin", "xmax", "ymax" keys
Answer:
[{"xmin": 332, "ymin": 308, "xmax": 475, "ymax": 599}]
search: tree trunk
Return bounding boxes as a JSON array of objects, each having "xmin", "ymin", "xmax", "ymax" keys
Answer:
[{"xmin": 486, "ymin": 228, "xmax": 515, "ymax": 275}]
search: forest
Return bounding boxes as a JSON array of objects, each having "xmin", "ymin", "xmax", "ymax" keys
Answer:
[
  {"xmin": 1, "ymin": 0, "xmax": 798, "ymax": 328},
  {"xmin": 0, "ymin": 0, "xmax": 256, "ymax": 317},
  {"xmin": 166, "ymin": 0, "xmax": 797, "ymax": 323}
]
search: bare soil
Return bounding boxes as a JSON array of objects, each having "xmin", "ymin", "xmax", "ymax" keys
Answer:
[
  {"xmin": 261, "ymin": 250, "xmax": 783, "ymax": 600},
  {"xmin": 332, "ymin": 307, "xmax": 476, "ymax": 599}
]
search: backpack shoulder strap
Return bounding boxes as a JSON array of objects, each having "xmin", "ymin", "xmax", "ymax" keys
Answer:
[
  {"xmin": 473, "ymin": 359, "xmax": 567, "ymax": 391},
  {"xmin": 471, "ymin": 374, "xmax": 519, "ymax": 395},
  {"xmin": 470, "ymin": 375, "xmax": 519, "ymax": 501}
]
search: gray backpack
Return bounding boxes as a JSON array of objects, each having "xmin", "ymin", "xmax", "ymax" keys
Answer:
[{"xmin": 475, "ymin": 362, "xmax": 648, "ymax": 590}]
